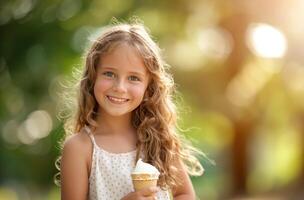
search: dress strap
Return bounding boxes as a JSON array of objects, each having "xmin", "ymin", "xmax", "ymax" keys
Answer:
[{"xmin": 84, "ymin": 126, "xmax": 98, "ymax": 148}]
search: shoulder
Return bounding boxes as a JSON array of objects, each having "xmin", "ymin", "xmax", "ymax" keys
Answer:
[
  {"xmin": 62, "ymin": 130, "xmax": 93, "ymax": 170},
  {"xmin": 63, "ymin": 130, "xmax": 92, "ymax": 155}
]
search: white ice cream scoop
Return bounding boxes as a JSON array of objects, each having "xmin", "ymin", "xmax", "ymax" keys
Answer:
[{"xmin": 132, "ymin": 159, "xmax": 160, "ymax": 175}]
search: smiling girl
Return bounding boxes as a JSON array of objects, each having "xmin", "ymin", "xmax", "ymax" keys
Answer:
[{"xmin": 58, "ymin": 22, "xmax": 204, "ymax": 200}]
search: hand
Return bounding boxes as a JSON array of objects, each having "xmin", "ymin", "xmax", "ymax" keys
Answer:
[{"xmin": 121, "ymin": 186, "xmax": 159, "ymax": 200}]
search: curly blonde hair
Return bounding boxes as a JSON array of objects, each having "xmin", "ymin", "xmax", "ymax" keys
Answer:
[{"xmin": 56, "ymin": 22, "xmax": 204, "ymax": 189}]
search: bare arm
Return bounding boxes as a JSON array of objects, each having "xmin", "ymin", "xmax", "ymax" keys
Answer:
[
  {"xmin": 172, "ymin": 160, "xmax": 196, "ymax": 200},
  {"xmin": 61, "ymin": 133, "xmax": 91, "ymax": 200}
]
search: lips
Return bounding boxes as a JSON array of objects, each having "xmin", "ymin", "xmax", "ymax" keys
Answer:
[{"xmin": 106, "ymin": 95, "xmax": 129, "ymax": 104}]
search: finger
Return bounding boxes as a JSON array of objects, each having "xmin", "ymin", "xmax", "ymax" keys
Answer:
[
  {"xmin": 144, "ymin": 195, "xmax": 157, "ymax": 200},
  {"xmin": 140, "ymin": 186, "xmax": 159, "ymax": 196},
  {"xmin": 147, "ymin": 197, "xmax": 157, "ymax": 200}
]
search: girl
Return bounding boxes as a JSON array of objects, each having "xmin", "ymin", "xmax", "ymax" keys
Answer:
[{"xmin": 58, "ymin": 22, "xmax": 204, "ymax": 200}]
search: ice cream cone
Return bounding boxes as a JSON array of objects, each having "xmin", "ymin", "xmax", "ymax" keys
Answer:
[
  {"xmin": 131, "ymin": 173, "xmax": 158, "ymax": 191},
  {"xmin": 131, "ymin": 159, "xmax": 160, "ymax": 191}
]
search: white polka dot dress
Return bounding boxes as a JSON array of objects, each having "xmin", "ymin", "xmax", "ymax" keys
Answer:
[{"xmin": 84, "ymin": 126, "xmax": 171, "ymax": 200}]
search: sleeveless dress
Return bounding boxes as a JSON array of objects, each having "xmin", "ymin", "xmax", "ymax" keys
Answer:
[{"xmin": 84, "ymin": 126, "xmax": 171, "ymax": 200}]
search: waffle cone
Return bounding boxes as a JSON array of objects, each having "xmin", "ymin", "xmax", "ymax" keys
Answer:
[{"xmin": 131, "ymin": 173, "xmax": 158, "ymax": 191}]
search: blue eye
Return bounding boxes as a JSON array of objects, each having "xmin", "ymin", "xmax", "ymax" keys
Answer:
[
  {"xmin": 103, "ymin": 71, "xmax": 115, "ymax": 78},
  {"xmin": 129, "ymin": 76, "xmax": 140, "ymax": 81}
]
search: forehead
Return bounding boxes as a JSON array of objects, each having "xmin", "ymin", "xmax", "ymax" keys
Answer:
[{"xmin": 98, "ymin": 43, "xmax": 148, "ymax": 75}]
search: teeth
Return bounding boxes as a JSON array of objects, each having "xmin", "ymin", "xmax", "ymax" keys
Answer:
[{"xmin": 107, "ymin": 96, "xmax": 128, "ymax": 102}]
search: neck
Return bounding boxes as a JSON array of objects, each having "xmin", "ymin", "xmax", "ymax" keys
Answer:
[{"xmin": 95, "ymin": 112, "xmax": 135, "ymax": 135}]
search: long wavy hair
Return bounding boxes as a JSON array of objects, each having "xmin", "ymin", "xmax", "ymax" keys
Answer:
[{"xmin": 56, "ymin": 22, "xmax": 204, "ymax": 190}]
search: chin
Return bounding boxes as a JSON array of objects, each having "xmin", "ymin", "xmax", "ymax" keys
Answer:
[{"xmin": 106, "ymin": 110, "xmax": 131, "ymax": 117}]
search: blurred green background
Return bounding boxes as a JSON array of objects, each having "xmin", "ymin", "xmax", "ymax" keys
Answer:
[{"xmin": 1, "ymin": 0, "xmax": 304, "ymax": 199}]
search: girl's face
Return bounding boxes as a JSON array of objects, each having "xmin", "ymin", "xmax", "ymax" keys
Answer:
[{"xmin": 94, "ymin": 43, "xmax": 150, "ymax": 118}]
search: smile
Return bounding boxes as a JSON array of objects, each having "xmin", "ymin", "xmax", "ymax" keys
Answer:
[{"xmin": 106, "ymin": 95, "xmax": 129, "ymax": 104}]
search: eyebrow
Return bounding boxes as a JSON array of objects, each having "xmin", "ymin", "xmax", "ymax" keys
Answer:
[{"xmin": 101, "ymin": 66, "xmax": 146, "ymax": 77}]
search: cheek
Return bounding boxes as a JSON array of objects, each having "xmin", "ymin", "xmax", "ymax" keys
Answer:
[
  {"xmin": 94, "ymin": 79, "xmax": 112, "ymax": 94},
  {"xmin": 130, "ymin": 84, "xmax": 147, "ymax": 100}
]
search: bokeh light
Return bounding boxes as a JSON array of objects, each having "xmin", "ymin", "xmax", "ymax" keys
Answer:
[{"xmin": 246, "ymin": 23, "xmax": 287, "ymax": 58}]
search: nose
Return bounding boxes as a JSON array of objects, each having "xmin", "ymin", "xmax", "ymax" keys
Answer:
[{"xmin": 113, "ymin": 78, "xmax": 127, "ymax": 93}]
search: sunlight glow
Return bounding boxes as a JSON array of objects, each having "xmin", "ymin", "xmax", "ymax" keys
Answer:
[
  {"xmin": 226, "ymin": 60, "xmax": 279, "ymax": 107},
  {"xmin": 197, "ymin": 27, "xmax": 233, "ymax": 60},
  {"xmin": 246, "ymin": 23, "xmax": 287, "ymax": 58},
  {"xmin": 17, "ymin": 110, "xmax": 53, "ymax": 145}
]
